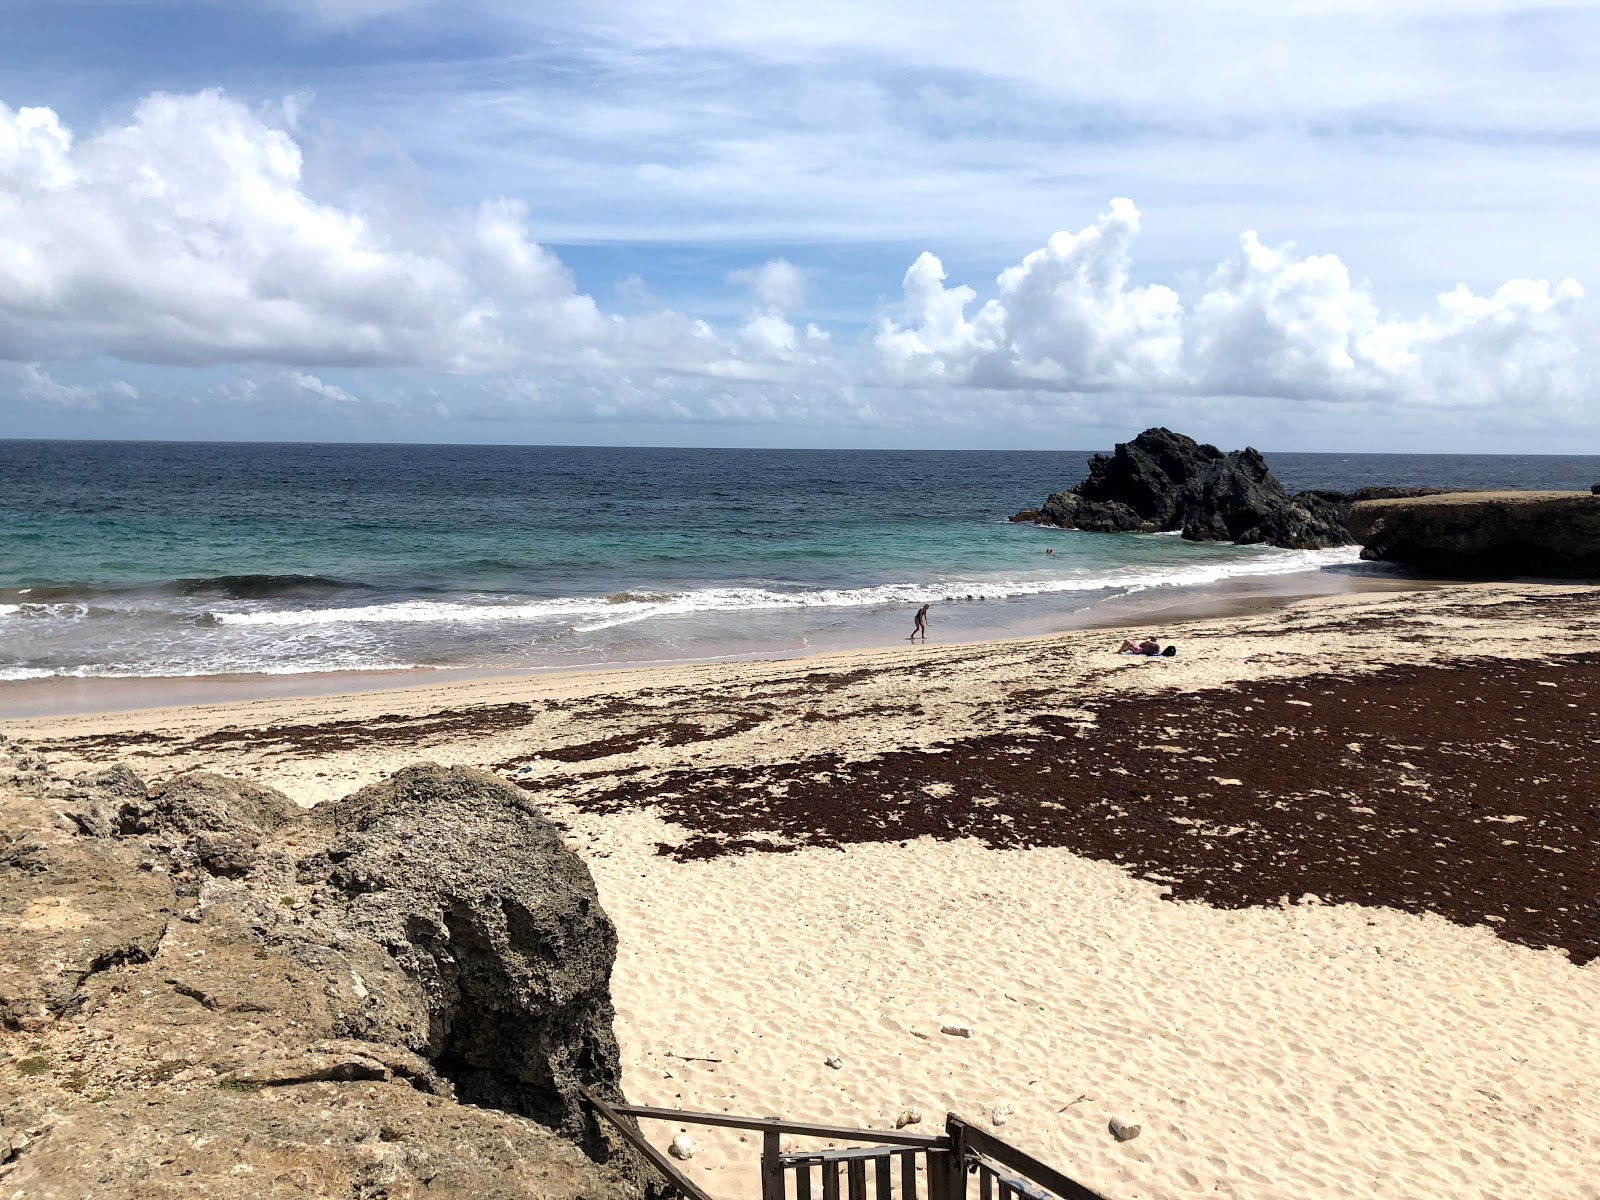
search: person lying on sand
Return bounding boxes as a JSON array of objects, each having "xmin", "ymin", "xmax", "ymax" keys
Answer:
[{"xmin": 1120, "ymin": 636, "xmax": 1162, "ymax": 655}]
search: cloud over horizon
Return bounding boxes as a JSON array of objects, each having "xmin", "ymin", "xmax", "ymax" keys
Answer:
[{"xmin": 0, "ymin": 84, "xmax": 1593, "ymax": 444}]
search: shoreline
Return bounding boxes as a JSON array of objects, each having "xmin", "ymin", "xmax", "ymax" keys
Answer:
[{"xmin": 0, "ymin": 563, "xmax": 1427, "ymax": 719}]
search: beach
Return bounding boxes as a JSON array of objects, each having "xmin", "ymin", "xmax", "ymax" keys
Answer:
[{"xmin": 6, "ymin": 579, "xmax": 1598, "ymax": 1199}]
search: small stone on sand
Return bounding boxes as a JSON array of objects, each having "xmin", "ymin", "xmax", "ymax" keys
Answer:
[{"xmin": 1108, "ymin": 1115, "xmax": 1142, "ymax": 1142}]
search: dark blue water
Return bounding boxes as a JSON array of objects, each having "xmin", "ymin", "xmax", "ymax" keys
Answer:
[{"xmin": 1, "ymin": 441, "xmax": 1595, "ymax": 679}]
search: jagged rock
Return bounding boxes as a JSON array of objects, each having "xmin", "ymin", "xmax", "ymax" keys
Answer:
[
  {"xmin": 824, "ymin": 1055, "xmax": 843, "ymax": 1069},
  {"xmin": 1019, "ymin": 428, "xmax": 1352, "ymax": 549},
  {"xmin": 939, "ymin": 1022, "xmax": 973, "ymax": 1038},
  {"xmin": 1108, "ymin": 1115, "xmax": 1142, "ymax": 1142},
  {"xmin": 668, "ymin": 1134, "xmax": 695, "ymax": 1161},
  {"xmin": 1, "ymin": 767, "xmax": 176, "ymax": 1030},
  {"xmin": 0, "ymin": 760, "xmax": 645, "ymax": 1200},
  {"xmin": 310, "ymin": 764, "xmax": 625, "ymax": 1154},
  {"xmin": 990, "ymin": 1102, "xmax": 1013, "ymax": 1126},
  {"xmin": 1348, "ymin": 491, "xmax": 1600, "ymax": 577},
  {"xmin": 896, "ymin": 1107, "xmax": 923, "ymax": 1128},
  {"xmin": 124, "ymin": 770, "xmax": 300, "ymax": 840}
]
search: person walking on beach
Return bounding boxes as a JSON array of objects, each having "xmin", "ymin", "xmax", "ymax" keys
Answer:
[{"xmin": 910, "ymin": 603, "xmax": 930, "ymax": 642}]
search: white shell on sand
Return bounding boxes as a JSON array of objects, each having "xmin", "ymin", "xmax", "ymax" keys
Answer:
[
  {"xmin": 990, "ymin": 1103, "xmax": 1013, "ymax": 1127},
  {"xmin": 895, "ymin": 1108, "xmax": 923, "ymax": 1129},
  {"xmin": 824, "ymin": 1055, "xmax": 843, "ymax": 1070},
  {"xmin": 668, "ymin": 1134, "xmax": 695, "ymax": 1160}
]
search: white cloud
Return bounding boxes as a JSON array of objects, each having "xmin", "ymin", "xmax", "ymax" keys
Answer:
[
  {"xmin": 875, "ymin": 200, "xmax": 1184, "ymax": 391},
  {"xmin": 0, "ymin": 85, "xmax": 1590, "ymax": 431},
  {"xmin": 873, "ymin": 199, "xmax": 1589, "ymax": 410},
  {"xmin": 0, "ymin": 91, "xmax": 602, "ymax": 371},
  {"xmin": 2, "ymin": 362, "xmax": 138, "ymax": 409},
  {"xmin": 287, "ymin": 370, "xmax": 359, "ymax": 404},
  {"xmin": 1190, "ymin": 230, "xmax": 1587, "ymax": 406},
  {"xmin": 728, "ymin": 258, "xmax": 808, "ymax": 312}
]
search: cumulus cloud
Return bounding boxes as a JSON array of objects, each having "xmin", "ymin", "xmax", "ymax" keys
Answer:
[
  {"xmin": 876, "ymin": 199, "xmax": 1589, "ymax": 410},
  {"xmin": 1190, "ymin": 232, "xmax": 1586, "ymax": 406},
  {"xmin": 0, "ymin": 91, "xmax": 602, "ymax": 371},
  {"xmin": 0, "ymin": 86, "xmax": 1589, "ymax": 428},
  {"xmin": 875, "ymin": 200, "xmax": 1184, "ymax": 391}
]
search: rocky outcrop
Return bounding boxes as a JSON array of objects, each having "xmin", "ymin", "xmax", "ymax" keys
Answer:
[
  {"xmin": 1348, "ymin": 491, "xmax": 1600, "ymax": 577},
  {"xmin": 0, "ymin": 746, "xmax": 643, "ymax": 1199},
  {"xmin": 1016, "ymin": 428, "xmax": 1353, "ymax": 549},
  {"xmin": 311, "ymin": 766, "xmax": 625, "ymax": 1152}
]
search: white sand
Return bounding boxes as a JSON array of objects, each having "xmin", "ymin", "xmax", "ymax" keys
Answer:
[{"xmin": 581, "ymin": 810, "xmax": 1598, "ymax": 1200}]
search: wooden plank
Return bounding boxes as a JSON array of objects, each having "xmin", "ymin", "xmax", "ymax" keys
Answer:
[
  {"xmin": 901, "ymin": 1147, "xmax": 918, "ymax": 1200},
  {"xmin": 875, "ymin": 1153, "xmax": 893, "ymax": 1200},
  {"xmin": 948, "ymin": 1117, "xmax": 1110, "ymax": 1200},
  {"xmin": 848, "ymin": 1158, "xmax": 868, "ymax": 1200},
  {"xmin": 578, "ymin": 1087, "xmax": 715, "ymax": 1200},
  {"xmin": 607, "ymin": 1102, "xmax": 946, "ymax": 1147},
  {"xmin": 789, "ymin": 1148, "xmax": 915, "ymax": 1165},
  {"xmin": 823, "ymin": 1161, "xmax": 841, "ymax": 1200},
  {"xmin": 763, "ymin": 1129, "xmax": 786, "ymax": 1200},
  {"xmin": 925, "ymin": 1148, "xmax": 951, "ymax": 1200},
  {"xmin": 979, "ymin": 1163, "xmax": 994, "ymax": 1200},
  {"xmin": 795, "ymin": 1162, "xmax": 813, "ymax": 1200}
]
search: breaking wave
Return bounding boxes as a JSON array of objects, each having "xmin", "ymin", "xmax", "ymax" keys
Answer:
[{"xmin": 209, "ymin": 547, "xmax": 1360, "ymax": 633}]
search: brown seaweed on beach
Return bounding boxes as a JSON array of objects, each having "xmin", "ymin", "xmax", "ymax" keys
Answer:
[{"xmin": 570, "ymin": 653, "xmax": 1600, "ymax": 965}]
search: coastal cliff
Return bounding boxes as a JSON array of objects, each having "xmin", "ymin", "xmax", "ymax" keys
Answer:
[
  {"xmin": 0, "ymin": 754, "xmax": 643, "ymax": 1199},
  {"xmin": 1349, "ymin": 490, "xmax": 1600, "ymax": 577}
]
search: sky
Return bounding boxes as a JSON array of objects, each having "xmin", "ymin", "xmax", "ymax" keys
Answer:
[{"xmin": 1, "ymin": 0, "xmax": 1598, "ymax": 451}]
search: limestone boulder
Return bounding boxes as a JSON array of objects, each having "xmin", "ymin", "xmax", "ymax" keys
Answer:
[
  {"xmin": 0, "ymin": 751, "xmax": 643, "ymax": 1200},
  {"xmin": 307, "ymin": 765, "xmax": 625, "ymax": 1153}
]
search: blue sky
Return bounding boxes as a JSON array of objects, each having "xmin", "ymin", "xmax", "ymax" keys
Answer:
[{"xmin": 1, "ymin": 0, "xmax": 1598, "ymax": 450}]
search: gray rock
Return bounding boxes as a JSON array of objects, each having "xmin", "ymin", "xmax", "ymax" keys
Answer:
[
  {"xmin": 0, "ymin": 759, "xmax": 646, "ymax": 1200},
  {"xmin": 312, "ymin": 764, "xmax": 625, "ymax": 1155},
  {"xmin": 1108, "ymin": 1115, "xmax": 1142, "ymax": 1142},
  {"xmin": 131, "ymin": 770, "xmax": 299, "ymax": 840}
]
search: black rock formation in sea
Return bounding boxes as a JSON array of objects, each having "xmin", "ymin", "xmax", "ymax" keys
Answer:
[{"xmin": 1012, "ymin": 428, "xmax": 1355, "ymax": 549}]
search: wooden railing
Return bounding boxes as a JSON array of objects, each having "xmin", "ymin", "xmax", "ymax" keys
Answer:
[{"xmin": 579, "ymin": 1088, "xmax": 1109, "ymax": 1200}]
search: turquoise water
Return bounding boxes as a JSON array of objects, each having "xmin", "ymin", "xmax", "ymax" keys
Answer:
[{"xmin": 3, "ymin": 441, "xmax": 1591, "ymax": 680}]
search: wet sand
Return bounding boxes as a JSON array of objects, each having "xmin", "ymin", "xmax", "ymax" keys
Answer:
[{"xmin": 0, "ymin": 565, "xmax": 1425, "ymax": 719}]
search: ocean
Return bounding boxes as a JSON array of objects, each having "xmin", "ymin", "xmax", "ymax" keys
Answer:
[{"xmin": 2, "ymin": 440, "xmax": 1597, "ymax": 682}]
